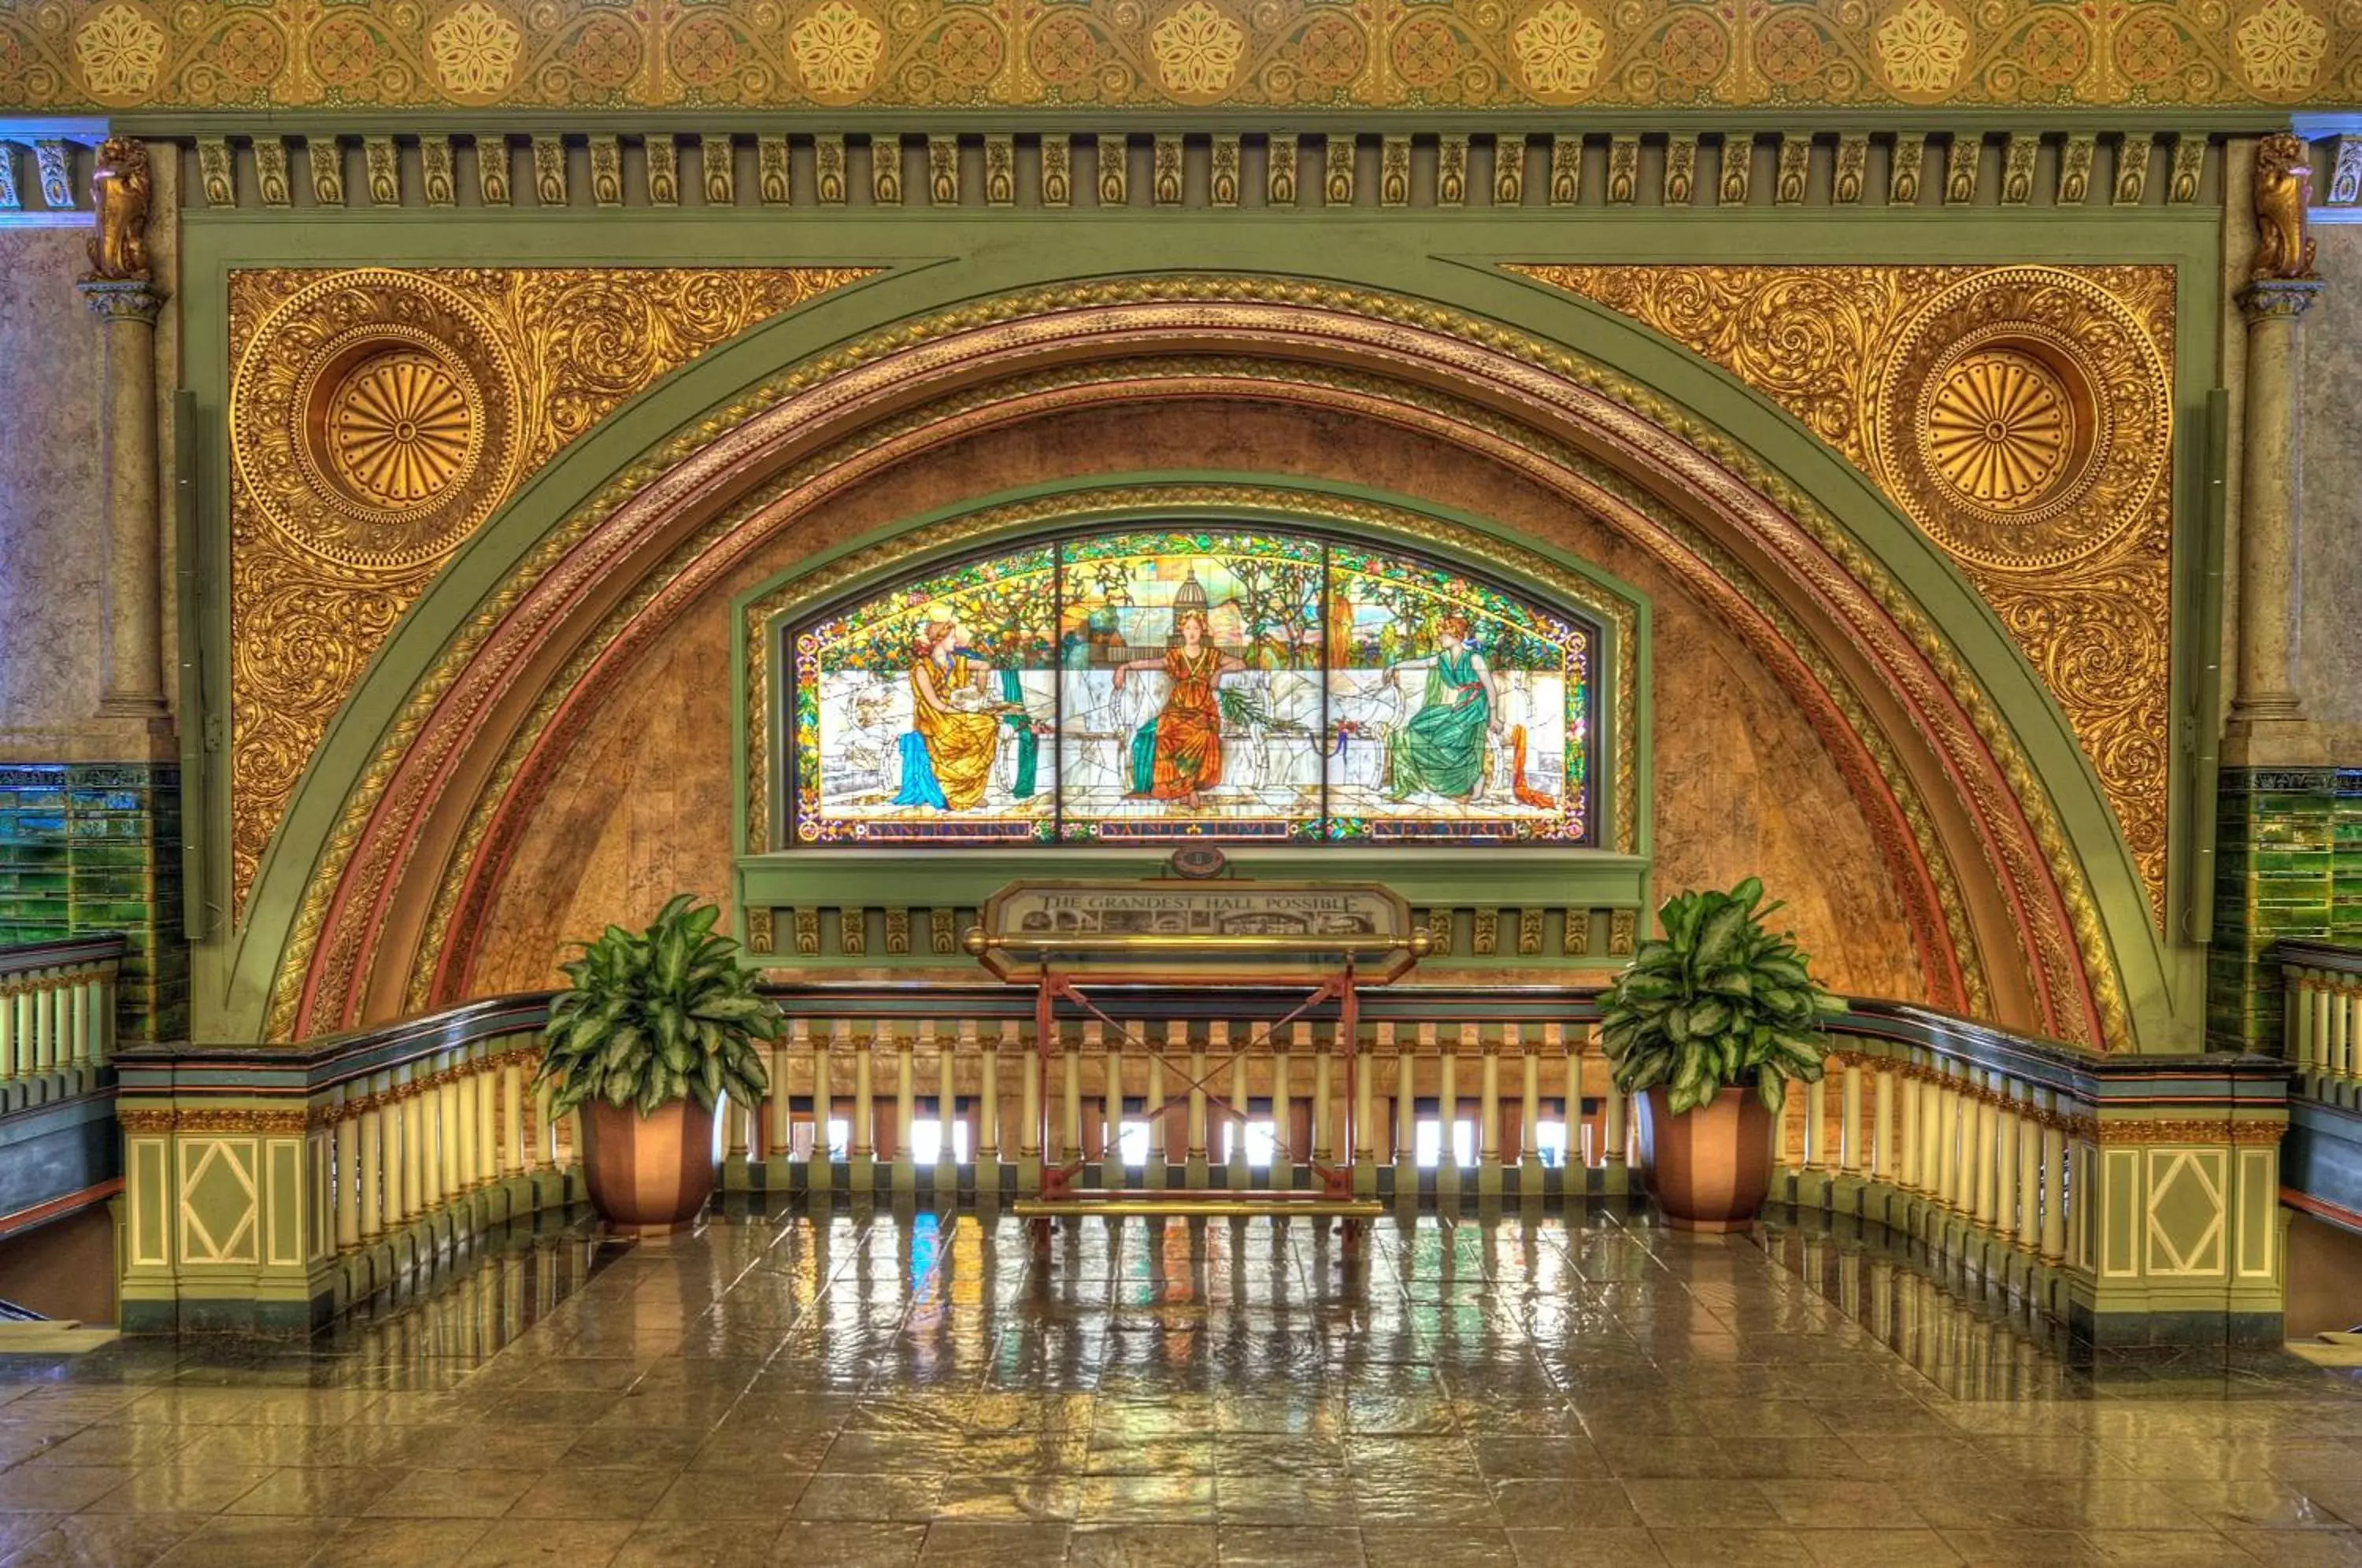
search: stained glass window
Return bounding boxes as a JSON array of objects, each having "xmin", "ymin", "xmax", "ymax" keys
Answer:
[{"xmin": 787, "ymin": 529, "xmax": 1594, "ymax": 846}]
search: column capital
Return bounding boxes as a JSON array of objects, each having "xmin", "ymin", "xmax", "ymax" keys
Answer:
[
  {"xmin": 77, "ymin": 278, "xmax": 166, "ymax": 324},
  {"xmin": 2238, "ymin": 278, "xmax": 2323, "ymax": 324}
]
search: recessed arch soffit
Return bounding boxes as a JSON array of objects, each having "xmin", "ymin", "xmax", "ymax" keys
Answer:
[
  {"xmin": 1512, "ymin": 263, "xmax": 2176, "ymax": 929},
  {"xmin": 267, "ymin": 278, "xmax": 2123, "ymax": 1054},
  {"xmin": 224, "ymin": 264, "xmax": 876, "ymax": 914}
]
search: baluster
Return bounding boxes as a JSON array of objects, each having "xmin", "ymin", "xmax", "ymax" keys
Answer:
[
  {"xmin": 1398, "ymin": 1026, "xmax": 1421, "ymax": 1170},
  {"xmin": 2038, "ymin": 1096, "xmax": 2068, "ymax": 1263},
  {"xmin": 981, "ymin": 1020, "xmax": 1008, "ymax": 1174},
  {"xmin": 2067, "ymin": 1130, "xmax": 2094, "ymax": 1270},
  {"xmin": 1065, "ymin": 1021, "xmax": 1090, "ymax": 1166},
  {"xmin": 1598, "ymin": 1026, "xmax": 1626, "ymax": 1171},
  {"xmin": 402, "ymin": 1064, "xmax": 428, "ymax": 1219},
  {"xmin": 1359, "ymin": 1019, "xmax": 1384, "ymax": 1164},
  {"xmin": 1100, "ymin": 1019, "xmax": 1124, "ymax": 1184},
  {"xmin": 440, "ymin": 1056, "xmax": 465, "ymax": 1200},
  {"xmin": 2012, "ymin": 1085, "xmax": 2040, "ymax": 1252},
  {"xmin": 1801, "ymin": 1058, "xmax": 1827, "ymax": 1174},
  {"xmin": 2286, "ymin": 974, "xmax": 2308, "ymax": 1073},
  {"xmin": 1971, "ymin": 1073, "xmax": 1995, "ymax": 1228},
  {"xmin": 936, "ymin": 1022, "xmax": 960, "ymax": 1184},
  {"xmin": 2334, "ymin": 987, "xmax": 2353, "ymax": 1086},
  {"xmin": 894, "ymin": 1026, "xmax": 916, "ymax": 1172},
  {"xmin": 1931, "ymin": 1064, "xmax": 1956, "ymax": 1209},
  {"xmin": 849, "ymin": 1023, "xmax": 876, "ymax": 1168},
  {"xmin": 1437, "ymin": 1026, "xmax": 1468, "ymax": 1196},
  {"xmin": 1018, "ymin": 1013, "xmax": 1043, "ymax": 1168},
  {"xmin": 31, "ymin": 971, "xmax": 54, "ymax": 1074},
  {"xmin": 1477, "ymin": 1026, "xmax": 1501, "ymax": 1175},
  {"xmin": 1312, "ymin": 1019, "xmax": 1335, "ymax": 1167},
  {"xmin": 475, "ymin": 1048, "xmax": 497, "ymax": 1189},
  {"xmin": 67, "ymin": 977, "xmax": 87, "ymax": 1075},
  {"xmin": 1840, "ymin": 1056, "xmax": 1865, "ymax": 1174},
  {"xmin": 1146, "ymin": 1023, "xmax": 1170, "ymax": 1170},
  {"xmin": 1871, "ymin": 1060, "xmax": 1897, "ymax": 1183},
  {"xmin": 1517, "ymin": 1024, "xmax": 1539, "ymax": 1168},
  {"xmin": 1227, "ymin": 1023, "xmax": 1250, "ymax": 1181},
  {"xmin": 529, "ymin": 1069, "xmax": 556, "ymax": 1174},
  {"xmin": 1273, "ymin": 1024, "xmax": 1296, "ymax": 1185},
  {"xmin": 2314, "ymin": 978, "xmax": 2335, "ymax": 1078},
  {"xmin": 0, "ymin": 983, "xmax": 17, "ymax": 1083},
  {"xmin": 361, "ymin": 1071, "xmax": 389, "ymax": 1241},
  {"xmin": 1188, "ymin": 1022, "xmax": 1212, "ymax": 1170},
  {"xmin": 334, "ymin": 1085, "xmax": 361, "ymax": 1252},
  {"xmin": 501, "ymin": 1051, "xmax": 524, "ymax": 1179}
]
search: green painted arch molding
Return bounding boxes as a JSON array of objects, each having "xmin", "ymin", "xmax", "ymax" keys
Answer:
[{"xmin": 183, "ymin": 225, "xmax": 2194, "ymax": 1048}]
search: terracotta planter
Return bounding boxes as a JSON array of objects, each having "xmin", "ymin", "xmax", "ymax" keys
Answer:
[
  {"xmin": 579, "ymin": 1098, "xmax": 716, "ymax": 1237},
  {"xmin": 1636, "ymin": 1085, "xmax": 1775, "ymax": 1233}
]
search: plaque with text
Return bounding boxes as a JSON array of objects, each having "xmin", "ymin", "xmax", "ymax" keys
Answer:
[{"xmin": 968, "ymin": 880, "xmax": 1423, "ymax": 984}]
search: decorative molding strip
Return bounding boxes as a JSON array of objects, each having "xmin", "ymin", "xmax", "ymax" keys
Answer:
[
  {"xmin": 11, "ymin": 2, "xmax": 2356, "ymax": 113},
  {"xmin": 150, "ymin": 129, "xmax": 2246, "ymax": 216}
]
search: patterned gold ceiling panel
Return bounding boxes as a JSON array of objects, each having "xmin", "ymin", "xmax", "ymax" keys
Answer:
[
  {"xmin": 6, "ymin": 0, "xmax": 2356, "ymax": 112},
  {"xmin": 1511, "ymin": 262, "xmax": 2175, "ymax": 926},
  {"xmin": 226, "ymin": 264, "xmax": 874, "ymax": 915}
]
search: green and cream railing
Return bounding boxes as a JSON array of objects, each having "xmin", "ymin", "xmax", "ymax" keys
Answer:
[
  {"xmin": 0, "ymin": 934, "xmax": 122, "ymax": 1102},
  {"xmin": 2276, "ymin": 941, "xmax": 2362, "ymax": 1107},
  {"xmin": 111, "ymin": 986, "xmax": 2287, "ymax": 1342},
  {"xmin": 2271, "ymin": 942, "xmax": 2362, "ymax": 1238}
]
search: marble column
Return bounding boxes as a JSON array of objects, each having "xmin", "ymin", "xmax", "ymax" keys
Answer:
[
  {"xmin": 77, "ymin": 278, "xmax": 168, "ymax": 719},
  {"xmin": 2227, "ymin": 277, "xmax": 2325, "ymax": 740}
]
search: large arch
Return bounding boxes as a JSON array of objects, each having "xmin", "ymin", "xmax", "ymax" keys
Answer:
[{"xmin": 230, "ymin": 274, "xmax": 2146, "ymax": 1049}]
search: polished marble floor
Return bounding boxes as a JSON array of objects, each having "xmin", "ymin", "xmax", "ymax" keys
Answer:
[{"xmin": 0, "ymin": 1204, "xmax": 2356, "ymax": 1566}]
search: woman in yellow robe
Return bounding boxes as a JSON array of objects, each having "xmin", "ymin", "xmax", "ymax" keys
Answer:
[{"xmin": 901, "ymin": 613, "xmax": 1001, "ymax": 812}]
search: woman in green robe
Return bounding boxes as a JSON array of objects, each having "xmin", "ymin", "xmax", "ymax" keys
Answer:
[{"xmin": 1383, "ymin": 615, "xmax": 1501, "ymax": 803}]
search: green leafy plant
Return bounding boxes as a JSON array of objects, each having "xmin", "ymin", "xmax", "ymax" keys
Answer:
[
  {"xmin": 1597, "ymin": 878, "xmax": 1846, "ymax": 1116},
  {"xmin": 535, "ymin": 896, "xmax": 779, "ymax": 1119}
]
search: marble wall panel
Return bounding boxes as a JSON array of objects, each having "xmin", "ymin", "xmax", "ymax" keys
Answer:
[
  {"xmin": 2300, "ymin": 226, "xmax": 2362, "ymax": 730},
  {"xmin": 0, "ymin": 229, "xmax": 106, "ymax": 753}
]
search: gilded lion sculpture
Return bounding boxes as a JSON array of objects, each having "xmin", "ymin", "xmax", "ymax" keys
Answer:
[
  {"xmin": 86, "ymin": 137, "xmax": 151, "ymax": 283},
  {"xmin": 2251, "ymin": 132, "xmax": 2317, "ymax": 283}
]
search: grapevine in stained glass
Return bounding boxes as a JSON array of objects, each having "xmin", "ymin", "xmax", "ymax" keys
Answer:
[{"xmin": 787, "ymin": 530, "xmax": 1593, "ymax": 845}]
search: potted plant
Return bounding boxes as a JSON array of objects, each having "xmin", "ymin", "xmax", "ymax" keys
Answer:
[
  {"xmin": 535, "ymin": 895, "xmax": 780, "ymax": 1237},
  {"xmin": 1596, "ymin": 878, "xmax": 1845, "ymax": 1233}
]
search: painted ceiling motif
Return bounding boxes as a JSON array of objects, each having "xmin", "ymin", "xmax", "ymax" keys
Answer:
[
  {"xmin": 225, "ymin": 264, "xmax": 874, "ymax": 915},
  {"xmin": 1512, "ymin": 262, "xmax": 2177, "ymax": 927},
  {"xmin": 3, "ymin": 0, "xmax": 2356, "ymax": 113}
]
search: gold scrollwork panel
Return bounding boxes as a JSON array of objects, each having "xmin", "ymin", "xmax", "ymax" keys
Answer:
[
  {"xmin": 227, "ymin": 265, "xmax": 875, "ymax": 913},
  {"xmin": 1509, "ymin": 263, "xmax": 2175, "ymax": 926}
]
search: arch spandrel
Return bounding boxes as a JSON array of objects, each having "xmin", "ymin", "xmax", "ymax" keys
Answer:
[{"xmin": 228, "ymin": 274, "xmax": 2160, "ymax": 1054}]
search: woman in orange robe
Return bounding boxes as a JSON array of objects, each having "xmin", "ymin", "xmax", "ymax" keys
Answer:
[{"xmin": 1113, "ymin": 611, "xmax": 1243, "ymax": 806}]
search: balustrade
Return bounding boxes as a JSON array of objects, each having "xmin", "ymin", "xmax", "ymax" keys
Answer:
[
  {"xmin": 2279, "ymin": 943, "xmax": 2362, "ymax": 1100},
  {"xmin": 0, "ymin": 934, "xmax": 122, "ymax": 1098},
  {"xmin": 109, "ymin": 983, "xmax": 2286, "ymax": 1342}
]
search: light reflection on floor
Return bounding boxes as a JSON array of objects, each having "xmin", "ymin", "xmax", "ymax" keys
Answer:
[{"xmin": 0, "ymin": 1203, "xmax": 2355, "ymax": 1566}]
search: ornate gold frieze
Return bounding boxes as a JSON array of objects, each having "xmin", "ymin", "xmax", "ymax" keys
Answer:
[
  {"xmin": 227, "ymin": 264, "xmax": 872, "ymax": 911},
  {"xmin": 1511, "ymin": 263, "xmax": 2175, "ymax": 924},
  {"xmin": 14, "ymin": 0, "xmax": 2358, "ymax": 112}
]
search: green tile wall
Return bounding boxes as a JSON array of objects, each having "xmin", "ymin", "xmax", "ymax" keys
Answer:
[
  {"xmin": 0, "ymin": 764, "xmax": 186, "ymax": 1043},
  {"xmin": 2208, "ymin": 767, "xmax": 2362, "ymax": 1054}
]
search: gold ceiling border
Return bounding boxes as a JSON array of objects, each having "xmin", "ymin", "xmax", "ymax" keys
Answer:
[
  {"xmin": 225, "ymin": 264, "xmax": 875, "ymax": 913},
  {"xmin": 1510, "ymin": 263, "xmax": 2176, "ymax": 929},
  {"xmin": 13, "ymin": 0, "xmax": 2360, "ymax": 112},
  {"xmin": 263, "ymin": 276, "xmax": 2120, "ymax": 1048}
]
